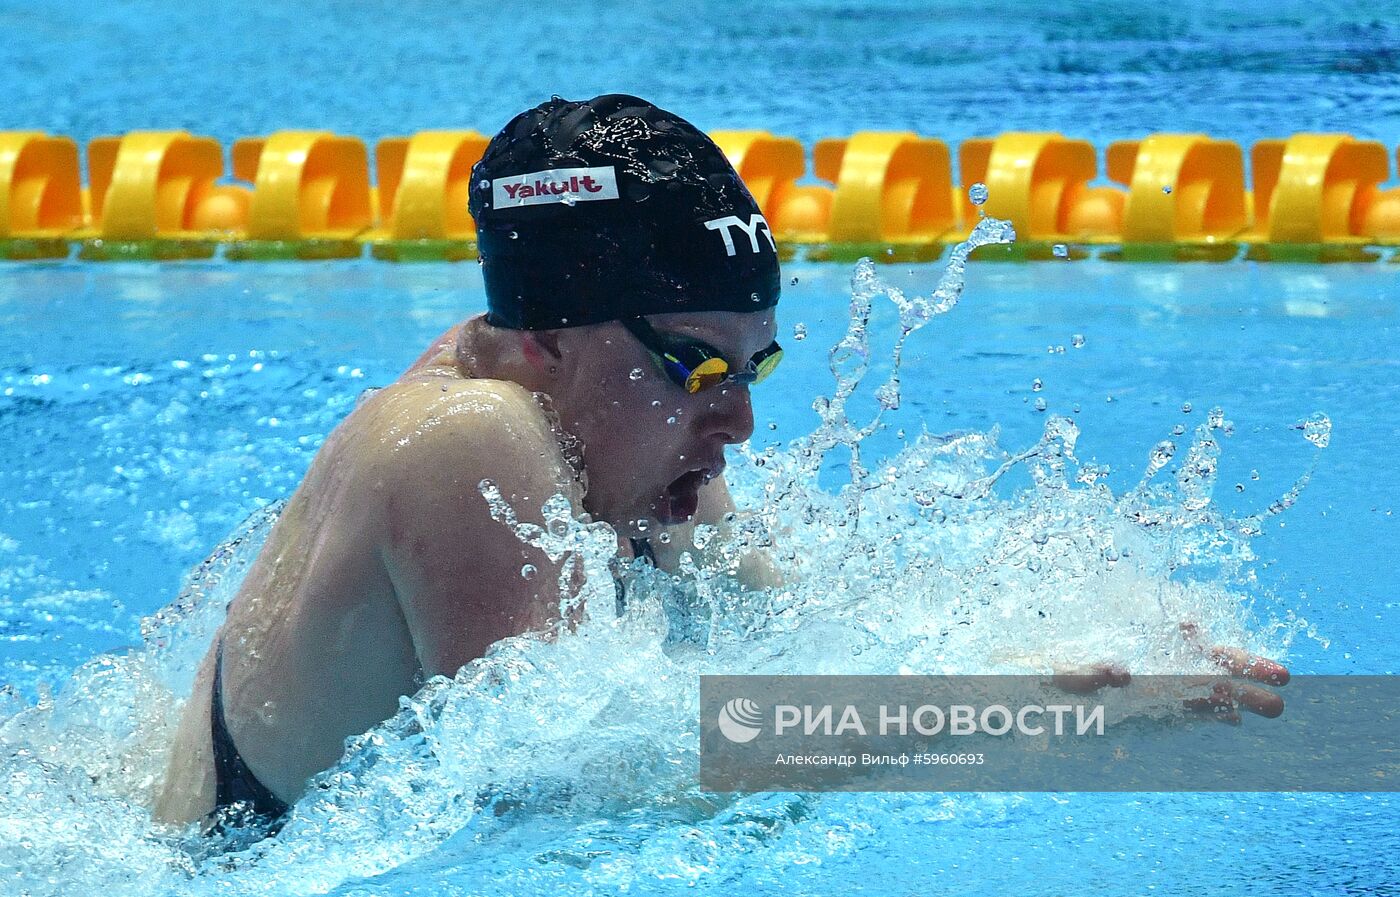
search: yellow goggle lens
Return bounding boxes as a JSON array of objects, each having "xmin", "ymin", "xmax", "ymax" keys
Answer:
[
  {"xmin": 752, "ymin": 347, "xmax": 783, "ymax": 383},
  {"xmin": 685, "ymin": 357, "xmax": 730, "ymax": 394}
]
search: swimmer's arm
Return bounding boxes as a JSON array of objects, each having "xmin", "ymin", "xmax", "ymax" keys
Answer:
[
  {"xmin": 649, "ymin": 473, "xmax": 784, "ymax": 591},
  {"xmin": 363, "ymin": 386, "xmax": 581, "ymax": 679}
]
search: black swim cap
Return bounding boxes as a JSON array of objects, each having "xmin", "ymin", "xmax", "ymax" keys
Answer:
[{"xmin": 469, "ymin": 94, "xmax": 781, "ymax": 330}]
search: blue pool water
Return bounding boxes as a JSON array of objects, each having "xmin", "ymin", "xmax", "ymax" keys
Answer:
[
  {"xmin": 5, "ymin": 0, "xmax": 1400, "ymax": 151},
  {"xmin": 2, "ymin": 258, "xmax": 1395, "ymax": 894},
  {"xmin": 3, "ymin": 1, "xmax": 1399, "ymax": 895}
]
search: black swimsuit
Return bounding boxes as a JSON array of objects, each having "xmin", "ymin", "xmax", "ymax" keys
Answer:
[
  {"xmin": 209, "ymin": 640, "xmax": 291, "ymax": 830},
  {"xmin": 208, "ymin": 537, "xmax": 655, "ymax": 834}
]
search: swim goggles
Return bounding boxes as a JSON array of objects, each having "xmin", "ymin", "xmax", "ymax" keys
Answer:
[{"xmin": 622, "ymin": 316, "xmax": 783, "ymax": 395}]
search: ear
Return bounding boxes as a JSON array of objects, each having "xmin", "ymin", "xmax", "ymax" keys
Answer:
[{"xmin": 519, "ymin": 330, "xmax": 563, "ymax": 375}]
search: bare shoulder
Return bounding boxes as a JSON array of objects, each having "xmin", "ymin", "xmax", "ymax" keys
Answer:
[
  {"xmin": 340, "ymin": 375, "xmax": 584, "ymax": 539},
  {"xmin": 335, "ymin": 377, "xmax": 586, "ymax": 676},
  {"xmin": 351, "ymin": 376, "xmax": 564, "ymax": 469}
]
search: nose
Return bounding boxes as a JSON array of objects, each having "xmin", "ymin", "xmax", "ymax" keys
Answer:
[{"xmin": 703, "ymin": 382, "xmax": 755, "ymax": 445}]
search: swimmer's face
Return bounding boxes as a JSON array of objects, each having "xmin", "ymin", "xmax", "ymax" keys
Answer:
[{"xmin": 552, "ymin": 310, "xmax": 777, "ymax": 536}]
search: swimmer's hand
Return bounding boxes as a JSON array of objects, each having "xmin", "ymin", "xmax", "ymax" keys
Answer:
[{"xmin": 1051, "ymin": 622, "xmax": 1290, "ymax": 723}]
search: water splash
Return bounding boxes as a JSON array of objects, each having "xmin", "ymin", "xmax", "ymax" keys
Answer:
[
  {"xmin": 793, "ymin": 216, "xmax": 1016, "ymax": 527},
  {"xmin": 0, "ymin": 212, "xmax": 1330, "ymax": 895}
]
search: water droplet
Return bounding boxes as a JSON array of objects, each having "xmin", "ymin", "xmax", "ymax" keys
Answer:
[
  {"xmin": 520, "ymin": 564, "xmax": 537, "ymax": 580},
  {"xmin": 629, "ymin": 367, "xmax": 644, "ymax": 381},
  {"xmin": 636, "ymin": 519, "xmax": 649, "ymax": 532},
  {"xmin": 792, "ymin": 323, "xmax": 808, "ymax": 341},
  {"xmin": 1147, "ymin": 440, "xmax": 1176, "ymax": 473},
  {"xmin": 1162, "ymin": 185, "xmax": 1173, "ymax": 195},
  {"xmin": 896, "ymin": 428, "xmax": 906, "ymax": 439},
  {"xmin": 1031, "ymin": 378, "xmax": 1043, "ymax": 392},
  {"xmin": 885, "ymin": 247, "xmax": 895, "ymax": 256},
  {"xmin": 507, "ymin": 230, "xmax": 518, "ymax": 240},
  {"xmin": 1071, "ymin": 334, "xmax": 1085, "ymax": 349},
  {"xmin": 1181, "ymin": 402, "xmax": 1193, "ymax": 414},
  {"xmin": 657, "ymin": 532, "xmax": 671, "ymax": 544},
  {"xmin": 1072, "ymin": 403, "xmax": 1081, "ymax": 414},
  {"xmin": 1171, "ymin": 423, "xmax": 1186, "ymax": 436},
  {"xmin": 969, "ymin": 182, "xmax": 989, "ymax": 206},
  {"xmin": 561, "ymin": 194, "xmax": 578, "ymax": 207},
  {"xmin": 1034, "ymin": 397, "xmax": 1047, "ymax": 412},
  {"xmin": 1294, "ymin": 412, "xmax": 1332, "ymax": 448},
  {"xmin": 789, "ymin": 276, "xmax": 800, "ymax": 286},
  {"xmin": 651, "ymin": 400, "xmax": 662, "ymax": 408},
  {"xmin": 478, "ymin": 179, "xmax": 489, "ymax": 190},
  {"xmin": 1052, "ymin": 243, "xmax": 1068, "ymax": 258},
  {"xmin": 1250, "ymin": 469, "xmax": 1260, "ymax": 480},
  {"xmin": 1235, "ymin": 483, "xmax": 1245, "ymax": 492},
  {"xmin": 666, "ymin": 416, "xmax": 677, "ymax": 424},
  {"xmin": 767, "ymin": 421, "xmax": 777, "ymax": 430},
  {"xmin": 1076, "ymin": 463, "xmax": 1107, "ymax": 486},
  {"xmin": 750, "ymin": 291, "xmax": 761, "ymax": 303}
]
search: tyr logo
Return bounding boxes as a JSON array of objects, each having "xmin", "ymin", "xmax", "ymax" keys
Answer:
[{"xmin": 704, "ymin": 213, "xmax": 776, "ymax": 257}]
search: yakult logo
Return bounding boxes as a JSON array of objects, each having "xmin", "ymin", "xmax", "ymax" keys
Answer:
[
  {"xmin": 492, "ymin": 166, "xmax": 620, "ymax": 208},
  {"xmin": 704, "ymin": 213, "xmax": 776, "ymax": 256}
]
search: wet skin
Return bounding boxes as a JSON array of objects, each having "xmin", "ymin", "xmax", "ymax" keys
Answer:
[{"xmin": 154, "ymin": 310, "xmax": 780, "ymax": 824}]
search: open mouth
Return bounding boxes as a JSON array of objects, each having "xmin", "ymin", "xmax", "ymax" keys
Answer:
[{"xmin": 655, "ymin": 464, "xmax": 721, "ymax": 525}]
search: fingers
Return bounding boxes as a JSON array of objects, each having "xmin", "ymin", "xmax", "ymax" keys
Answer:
[
  {"xmin": 1178, "ymin": 622, "xmax": 1291, "ymax": 686},
  {"xmin": 1208, "ymin": 645, "xmax": 1291, "ymax": 686},
  {"xmin": 1183, "ymin": 682, "xmax": 1241, "ymax": 724},
  {"xmin": 1052, "ymin": 663, "xmax": 1132, "ymax": 695},
  {"xmin": 1234, "ymin": 683, "xmax": 1285, "ymax": 718},
  {"xmin": 1182, "ymin": 680, "xmax": 1284, "ymax": 723}
]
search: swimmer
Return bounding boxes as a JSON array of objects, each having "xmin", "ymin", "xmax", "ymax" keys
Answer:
[
  {"xmin": 154, "ymin": 95, "xmax": 784, "ymax": 828},
  {"xmin": 154, "ymin": 94, "xmax": 1290, "ymax": 832}
]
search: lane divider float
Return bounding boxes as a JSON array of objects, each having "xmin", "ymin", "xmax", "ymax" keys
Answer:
[{"xmin": 4, "ymin": 128, "xmax": 1400, "ymax": 262}]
